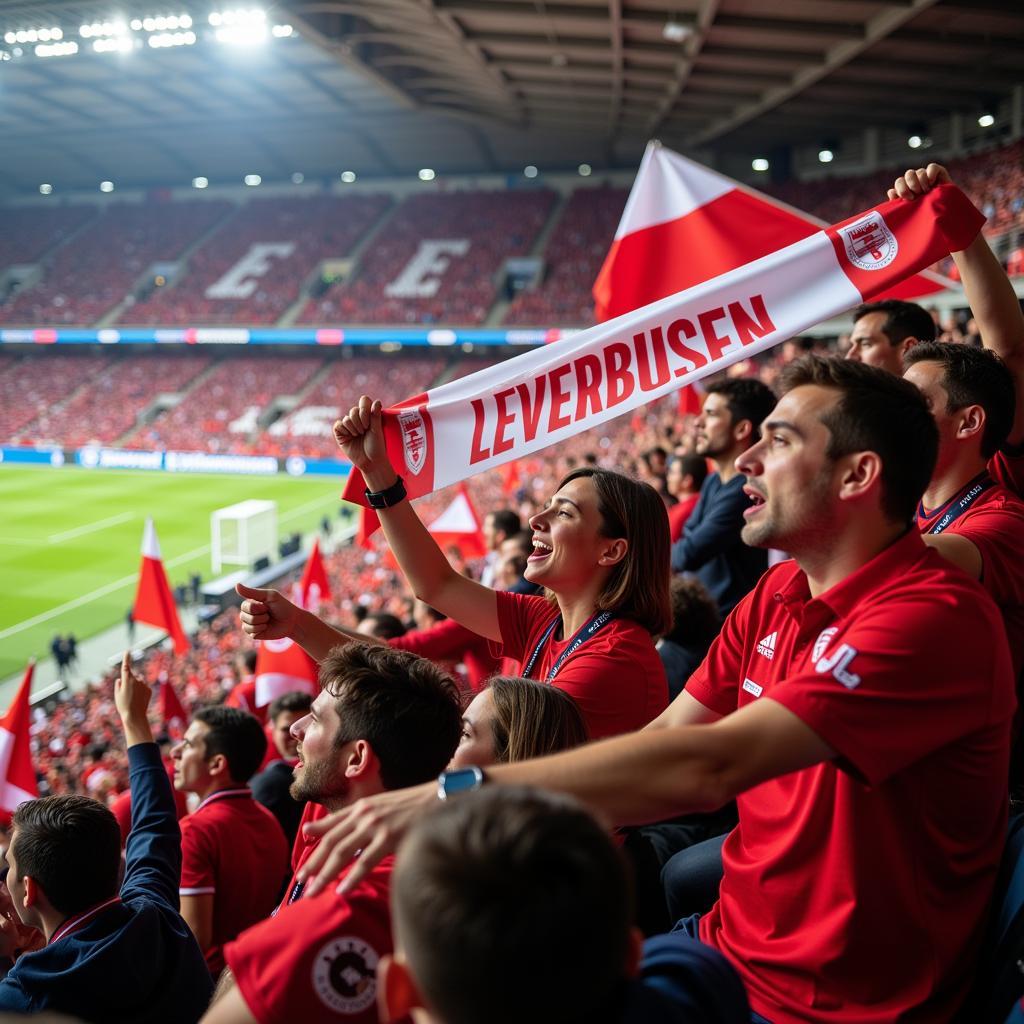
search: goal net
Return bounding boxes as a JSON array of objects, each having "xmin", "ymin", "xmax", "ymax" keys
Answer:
[{"xmin": 211, "ymin": 499, "xmax": 278, "ymax": 574}]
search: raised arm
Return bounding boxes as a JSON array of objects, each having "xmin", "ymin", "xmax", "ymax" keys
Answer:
[
  {"xmin": 890, "ymin": 164, "xmax": 1024, "ymax": 443},
  {"xmin": 334, "ymin": 396, "xmax": 501, "ymax": 641}
]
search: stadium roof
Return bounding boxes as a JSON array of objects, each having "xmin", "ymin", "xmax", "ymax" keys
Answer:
[{"xmin": 0, "ymin": 0, "xmax": 1021, "ymax": 196}]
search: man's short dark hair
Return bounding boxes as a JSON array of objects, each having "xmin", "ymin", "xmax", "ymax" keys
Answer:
[
  {"xmin": 12, "ymin": 796, "xmax": 121, "ymax": 916},
  {"xmin": 267, "ymin": 691, "xmax": 313, "ymax": 723},
  {"xmin": 393, "ymin": 787, "xmax": 632, "ymax": 1024},
  {"xmin": 704, "ymin": 378, "xmax": 776, "ymax": 441},
  {"xmin": 488, "ymin": 509, "xmax": 521, "ymax": 539},
  {"xmin": 905, "ymin": 341, "xmax": 1016, "ymax": 458},
  {"xmin": 779, "ymin": 355, "xmax": 938, "ymax": 524},
  {"xmin": 361, "ymin": 612, "xmax": 407, "ymax": 640},
  {"xmin": 671, "ymin": 453, "xmax": 709, "ymax": 491},
  {"xmin": 193, "ymin": 706, "xmax": 267, "ymax": 784},
  {"xmin": 853, "ymin": 300, "xmax": 936, "ymax": 346},
  {"xmin": 318, "ymin": 643, "xmax": 461, "ymax": 790}
]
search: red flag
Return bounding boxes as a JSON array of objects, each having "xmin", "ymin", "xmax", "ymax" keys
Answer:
[
  {"xmin": 157, "ymin": 678, "xmax": 188, "ymax": 738},
  {"xmin": 254, "ymin": 638, "xmax": 318, "ymax": 709},
  {"xmin": 0, "ymin": 662, "xmax": 39, "ymax": 817},
  {"xmin": 294, "ymin": 538, "xmax": 332, "ymax": 609},
  {"xmin": 678, "ymin": 383, "xmax": 704, "ymax": 417},
  {"xmin": 592, "ymin": 142, "xmax": 954, "ymax": 323},
  {"xmin": 499, "ymin": 459, "xmax": 521, "ymax": 496},
  {"xmin": 356, "ymin": 506, "xmax": 379, "ymax": 550},
  {"xmin": 133, "ymin": 519, "xmax": 189, "ymax": 655},
  {"xmin": 426, "ymin": 484, "xmax": 487, "ymax": 560}
]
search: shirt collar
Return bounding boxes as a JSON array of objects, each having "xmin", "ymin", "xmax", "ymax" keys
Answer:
[{"xmin": 775, "ymin": 528, "xmax": 927, "ymax": 624}]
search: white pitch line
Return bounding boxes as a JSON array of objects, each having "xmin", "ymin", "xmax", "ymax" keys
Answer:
[
  {"xmin": 0, "ymin": 494, "xmax": 338, "ymax": 641},
  {"xmin": 48, "ymin": 511, "xmax": 135, "ymax": 544}
]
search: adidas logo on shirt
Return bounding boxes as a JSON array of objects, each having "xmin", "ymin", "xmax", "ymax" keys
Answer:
[{"xmin": 756, "ymin": 632, "xmax": 777, "ymax": 660}]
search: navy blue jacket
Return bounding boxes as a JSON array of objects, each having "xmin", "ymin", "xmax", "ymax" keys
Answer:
[
  {"xmin": 670, "ymin": 472, "xmax": 767, "ymax": 615},
  {"xmin": 0, "ymin": 743, "xmax": 213, "ymax": 1022}
]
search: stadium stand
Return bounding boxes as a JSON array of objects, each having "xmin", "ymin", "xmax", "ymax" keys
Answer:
[
  {"xmin": 0, "ymin": 354, "xmax": 108, "ymax": 442},
  {"xmin": 504, "ymin": 185, "xmax": 629, "ymax": 326},
  {"xmin": 298, "ymin": 189, "xmax": 558, "ymax": 326},
  {"xmin": 120, "ymin": 195, "xmax": 391, "ymax": 326},
  {"xmin": 0, "ymin": 200, "xmax": 233, "ymax": 326},
  {"xmin": 0, "ymin": 205, "xmax": 97, "ymax": 278}
]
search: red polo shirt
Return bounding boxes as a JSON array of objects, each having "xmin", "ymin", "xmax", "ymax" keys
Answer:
[
  {"xmin": 179, "ymin": 788, "xmax": 290, "ymax": 975},
  {"xmin": 990, "ymin": 442, "xmax": 1024, "ymax": 499},
  {"xmin": 492, "ymin": 591, "xmax": 668, "ymax": 739},
  {"xmin": 225, "ymin": 857, "xmax": 395, "ymax": 1024},
  {"xmin": 668, "ymin": 494, "xmax": 701, "ymax": 542},
  {"xmin": 917, "ymin": 474, "xmax": 1024, "ymax": 675},
  {"xmin": 686, "ymin": 530, "xmax": 1014, "ymax": 1024}
]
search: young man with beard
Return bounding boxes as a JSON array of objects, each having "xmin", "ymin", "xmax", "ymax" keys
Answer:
[
  {"xmin": 299, "ymin": 358, "xmax": 1014, "ymax": 1024},
  {"xmin": 201, "ymin": 642, "xmax": 461, "ymax": 1024},
  {"xmin": 670, "ymin": 379, "xmax": 776, "ymax": 615}
]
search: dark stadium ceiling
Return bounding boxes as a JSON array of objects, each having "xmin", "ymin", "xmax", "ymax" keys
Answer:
[{"xmin": 0, "ymin": 0, "xmax": 1021, "ymax": 196}]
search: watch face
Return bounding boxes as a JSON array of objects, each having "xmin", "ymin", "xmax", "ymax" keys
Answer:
[{"xmin": 441, "ymin": 767, "xmax": 482, "ymax": 796}]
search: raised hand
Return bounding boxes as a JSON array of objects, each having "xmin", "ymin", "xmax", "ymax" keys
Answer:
[
  {"xmin": 333, "ymin": 396, "xmax": 396, "ymax": 487},
  {"xmin": 116, "ymin": 652, "xmax": 154, "ymax": 748},
  {"xmin": 236, "ymin": 583, "xmax": 300, "ymax": 641},
  {"xmin": 887, "ymin": 163, "xmax": 952, "ymax": 203}
]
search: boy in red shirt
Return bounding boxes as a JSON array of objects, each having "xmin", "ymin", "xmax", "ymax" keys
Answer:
[
  {"xmin": 200, "ymin": 643, "xmax": 461, "ymax": 1024},
  {"xmin": 299, "ymin": 357, "xmax": 1014, "ymax": 1024}
]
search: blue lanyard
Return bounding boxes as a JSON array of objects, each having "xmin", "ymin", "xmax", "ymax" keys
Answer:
[
  {"xmin": 920, "ymin": 471, "xmax": 996, "ymax": 535},
  {"xmin": 521, "ymin": 610, "xmax": 615, "ymax": 682}
]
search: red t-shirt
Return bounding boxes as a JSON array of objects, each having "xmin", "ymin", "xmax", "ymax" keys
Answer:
[
  {"xmin": 990, "ymin": 442, "xmax": 1024, "ymax": 499},
  {"xmin": 686, "ymin": 530, "xmax": 1014, "ymax": 1024},
  {"xmin": 917, "ymin": 475, "xmax": 1024, "ymax": 675},
  {"xmin": 668, "ymin": 494, "xmax": 700, "ymax": 543},
  {"xmin": 179, "ymin": 788, "xmax": 291, "ymax": 975},
  {"xmin": 225, "ymin": 857, "xmax": 395, "ymax": 1024},
  {"xmin": 492, "ymin": 591, "xmax": 667, "ymax": 739},
  {"xmin": 390, "ymin": 618, "xmax": 501, "ymax": 691}
]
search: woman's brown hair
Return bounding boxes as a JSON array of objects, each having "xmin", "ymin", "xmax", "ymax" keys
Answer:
[
  {"xmin": 488, "ymin": 676, "xmax": 589, "ymax": 763},
  {"xmin": 556, "ymin": 467, "xmax": 672, "ymax": 636}
]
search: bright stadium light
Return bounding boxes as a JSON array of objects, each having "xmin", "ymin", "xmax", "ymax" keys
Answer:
[
  {"xmin": 130, "ymin": 18, "xmax": 142, "ymax": 30},
  {"xmin": 818, "ymin": 149, "xmax": 834, "ymax": 163},
  {"xmin": 244, "ymin": 174, "xmax": 262, "ymax": 186},
  {"xmin": 35, "ymin": 40, "xmax": 78, "ymax": 57},
  {"xmin": 100, "ymin": 180, "xmax": 114, "ymax": 192},
  {"xmin": 94, "ymin": 36, "xmax": 133, "ymax": 53},
  {"xmin": 192, "ymin": 176, "xmax": 209, "ymax": 189},
  {"xmin": 3, "ymin": 32, "xmax": 14, "ymax": 44},
  {"xmin": 752, "ymin": 157, "xmax": 770, "ymax": 172},
  {"xmin": 340, "ymin": 170, "xmax": 356, "ymax": 183},
  {"xmin": 39, "ymin": 183, "xmax": 53, "ymax": 195},
  {"xmin": 418, "ymin": 168, "xmax": 436, "ymax": 181},
  {"xmin": 524, "ymin": 165, "xmax": 538, "ymax": 178},
  {"xmin": 292, "ymin": 172, "xmax": 305, "ymax": 184},
  {"xmin": 978, "ymin": 113, "xmax": 995, "ymax": 128},
  {"xmin": 271, "ymin": 24, "xmax": 293, "ymax": 37},
  {"xmin": 578, "ymin": 163, "xmax": 592, "ymax": 176},
  {"xmin": 180, "ymin": 14, "xmax": 193, "ymax": 28},
  {"xmin": 908, "ymin": 135, "xmax": 923, "ymax": 149}
]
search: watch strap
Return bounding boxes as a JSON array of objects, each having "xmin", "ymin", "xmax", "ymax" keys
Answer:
[{"xmin": 364, "ymin": 475, "xmax": 407, "ymax": 509}]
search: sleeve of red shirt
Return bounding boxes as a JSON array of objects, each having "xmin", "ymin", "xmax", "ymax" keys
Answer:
[
  {"xmin": 390, "ymin": 618, "xmax": 486, "ymax": 661},
  {"xmin": 990, "ymin": 443, "xmax": 1024, "ymax": 499},
  {"xmin": 179, "ymin": 815, "xmax": 216, "ymax": 895},
  {"xmin": 769, "ymin": 590, "xmax": 1013, "ymax": 787},
  {"xmin": 490, "ymin": 591, "xmax": 558, "ymax": 665},
  {"xmin": 225, "ymin": 873, "xmax": 392, "ymax": 1024},
  {"xmin": 962, "ymin": 499, "xmax": 1024, "ymax": 604},
  {"xmin": 684, "ymin": 589, "xmax": 755, "ymax": 717}
]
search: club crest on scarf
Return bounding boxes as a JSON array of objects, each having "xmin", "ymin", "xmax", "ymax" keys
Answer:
[
  {"xmin": 838, "ymin": 212, "xmax": 898, "ymax": 272},
  {"xmin": 398, "ymin": 408, "xmax": 428, "ymax": 475}
]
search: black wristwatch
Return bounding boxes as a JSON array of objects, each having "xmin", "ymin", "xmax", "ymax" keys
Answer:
[
  {"xmin": 364, "ymin": 475, "xmax": 407, "ymax": 509},
  {"xmin": 436, "ymin": 766, "xmax": 485, "ymax": 801}
]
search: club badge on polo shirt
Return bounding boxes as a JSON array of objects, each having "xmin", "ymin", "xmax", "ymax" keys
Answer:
[
  {"xmin": 312, "ymin": 936, "xmax": 379, "ymax": 1015},
  {"xmin": 813, "ymin": 627, "xmax": 861, "ymax": 690}
]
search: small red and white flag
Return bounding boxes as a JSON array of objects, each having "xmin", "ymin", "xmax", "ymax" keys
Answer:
[
  {"xmin": 157, "ymin": 678, "xmax": 188, "ymax": 737},
  {"xmin": 293, "ymin": 538, "xmax": 332, "ymax": 610},
  {"xmin": 426, "ymin": 484, "xmax": 487, "ymax": 560},
  {"xmin": 133, "ymin": 519, "xmax": 189, "ymax": 656},
  {"xmin": 0, "ymin": 662, "xmax": 39, "ymax": 817},
  {"xmin": 253, "ymin": 638, "xmax": 318, "ymax": 709},
  {"xmin": 593, "ymin": 142, "xmax": 953, "ymax": 322}
]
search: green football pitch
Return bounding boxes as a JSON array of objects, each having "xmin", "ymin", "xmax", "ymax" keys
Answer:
[{"xmin": 0, "ymin": 466, "xmax": 350, "ymax": 680}]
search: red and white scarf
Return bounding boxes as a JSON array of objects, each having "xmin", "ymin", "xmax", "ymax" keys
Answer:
[{"xmin": 343, "ymin": 185, "xmax": 983, "ymax": 510}]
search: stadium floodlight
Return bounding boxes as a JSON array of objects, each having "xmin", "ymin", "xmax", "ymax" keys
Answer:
[
  {"xmin": 215, "ymin": 24, "xmax": 267, "ymax": 44},
  {"xmin": 180, "ymin": 14, "xmax": 193, "ymax": 28},
  {"xmin": 100, "ymin": 180, "xmax": 114, "ymax": 192},
  {"xmin": 524, "ymin": 165, "xmax": 538, "ymax": 178},
  {"xmin": 908, "ymin": 135, "xmax": 923, "ymax": 149},
  {"xmin": 130, "ymin": 18, "xmax": 142, "ymax": 30},
  {"xmin": 94, "ymin": 36, "xmax": 133, "ymax": 52},
  {"xmin": 752, "ymin": 157, "xmax": 769, "ymax": 172},
  {"xmin": 192, "ymin": 176, "xmax": 209, "ymax": 189},
  {"xmin": 271, "ymin": 24, "xmax": 293, "ymax": 37},
  {"xmin": 244, "ymin": 173, "xmax": 262, "ymax": 186},
  {"xmin": 340, "ymin": 170, "xmax": 356, "ymax": 183},
  {"xmin": 292, "ymin": 171, "xmax": 305, "ymax": 184},
  {"xmin": 418, "ymin": 168, "xmax": 436, "ymax": 181},
  {"xmin": 39, "ymin": 183, "xmax": 53, "ymax": 195},
  {"xmin": 818, "ymin": 149, "xmax": 834, "ymax": 163},
  {"xmin": 35, "ymin": 40, "xmax": 78, "ymax": 57},
  {"xmin": 3, "ymin": 32, "xmax": 14, "ymax": 43},
  {"xmin": 148, "ymin": 30, "xmax": 196, "ymax": 47},
  {"xmin": 578, "ymin": 163, "xmax": 592, "ymax": 176},
  {"xmin": 978, "ymin": 113, "xmax": 995, "ymax": 128}
]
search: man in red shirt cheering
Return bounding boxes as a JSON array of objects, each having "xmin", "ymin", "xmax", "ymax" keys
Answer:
[{"xmin": 300, "ymin": 356, "xmax": 1014, "ymax": 1024}]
